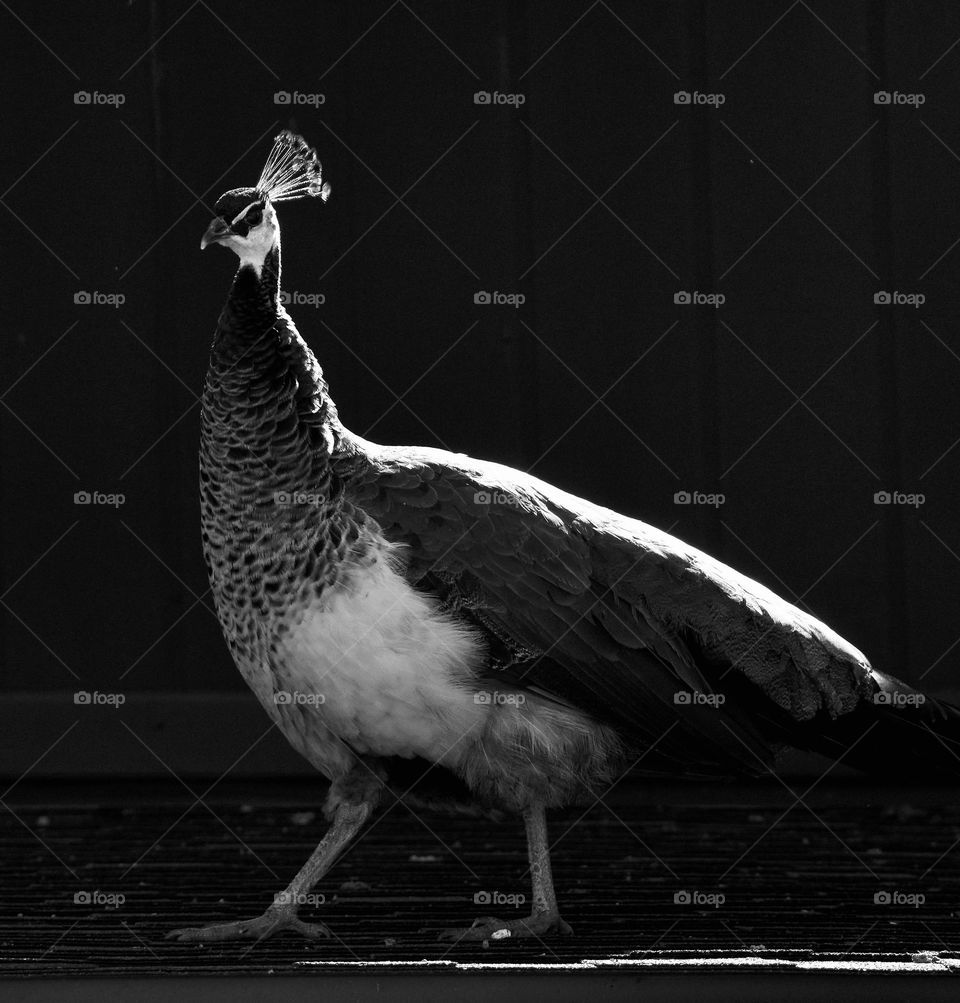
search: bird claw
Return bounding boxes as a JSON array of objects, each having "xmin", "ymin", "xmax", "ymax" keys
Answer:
[
  {"xmin": 438, "ymin": 912, "xmax": 573, "ymax": 942},
  {"xmin": 167, "ymin": 906, "xmax": 332, "ymax": 944}
]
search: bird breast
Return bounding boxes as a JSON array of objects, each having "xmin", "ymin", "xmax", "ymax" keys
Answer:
[{"xmin": 271, "ymin": 544, "xmax": 488, "ymax": 765}]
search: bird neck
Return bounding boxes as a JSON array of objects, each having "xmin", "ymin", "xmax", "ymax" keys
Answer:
[
  {"xmin": 218, "ymin": 239, "xmax": 282, "ymax": 335},
  {"xmin": 204, "ymin": 233, "xmax": 342, "ymax": 506}
]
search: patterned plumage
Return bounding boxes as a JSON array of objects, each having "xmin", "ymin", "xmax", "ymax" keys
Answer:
[{"xmin": 171, "ymin": 132, "xmax": 960, "ymax": 945}]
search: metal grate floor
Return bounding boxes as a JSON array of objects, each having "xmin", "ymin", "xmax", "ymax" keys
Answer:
[{"xmin": 3, "ymin": 779, "xmax": 960, "ymax": 977}]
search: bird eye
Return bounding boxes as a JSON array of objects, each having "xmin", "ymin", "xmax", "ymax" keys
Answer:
[{"xmin": 245, "ymin": 206, "xmax": 263, "ymax": 227}]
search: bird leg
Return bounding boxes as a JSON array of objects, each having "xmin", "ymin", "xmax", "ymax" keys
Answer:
[
  {"xmin": 439, "ymin": 802, "xmax": 573, "ymax": 942},
  {"xmin": 167, "ymin": 799, "xmax": 373, "ymax": 944}
]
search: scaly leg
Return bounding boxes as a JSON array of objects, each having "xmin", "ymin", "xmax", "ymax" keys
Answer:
[
  {"xmin": 168, "ymin": 799, "xmax": 373, "ymax": 944},
  {"xmin": 439, "ymin": 803, "xmax": 573, "ymax": 941}
]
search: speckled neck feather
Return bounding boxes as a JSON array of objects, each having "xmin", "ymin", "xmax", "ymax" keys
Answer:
[{"xmin": 199, "ymin": 233, "xmax": 363, "ymax": 642}]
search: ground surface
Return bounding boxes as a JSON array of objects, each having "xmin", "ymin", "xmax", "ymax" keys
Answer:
[{"xmin": 2, "ymin": 778, "xmax": 960, "ymax": 981}]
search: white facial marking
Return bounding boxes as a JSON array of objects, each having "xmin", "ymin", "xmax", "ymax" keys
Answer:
[
  {"xmin": 230, "ymin": 202, "xmax": 261, "ymax": 226},
  {"xmin": 222, "ymin": 200, "xmax": 278, "ymax": 278}
]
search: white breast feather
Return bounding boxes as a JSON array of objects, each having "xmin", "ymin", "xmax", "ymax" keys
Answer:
[{"xmin": 277, "ymin": 554, "xmax": 488, "ymax": 761}]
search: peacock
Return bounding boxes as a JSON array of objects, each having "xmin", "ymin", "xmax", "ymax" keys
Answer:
[{"xmin": 169, "ymin": 130, "xmax": 960, "ymax": 945}]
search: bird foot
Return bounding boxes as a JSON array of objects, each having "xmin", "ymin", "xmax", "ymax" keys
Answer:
[
  {"xmin": 438, "ymin": 911, "xmax": 573, "ymax": 942},
  {"xmin": 167, "ymin": 905, "xmax": 331, "ymax": 944}
]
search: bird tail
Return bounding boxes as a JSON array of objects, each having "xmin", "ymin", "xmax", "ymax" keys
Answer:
[{"xmin": 797, "ymin": 671, "xmax": 960, "ymax": 779}]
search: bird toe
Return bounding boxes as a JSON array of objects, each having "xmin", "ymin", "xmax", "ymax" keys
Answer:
[
  {"xmin": 438, "ymin": 912, "xmax": 572, "ymax": 942},
  {"xmin": 166, "ymin": 907, "xmax": 329, "ymax": 944}
]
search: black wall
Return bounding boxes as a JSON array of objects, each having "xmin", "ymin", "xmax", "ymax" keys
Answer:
[{"xmin": 2, "ymin": 0, "xmax": 960, "ymax": 776}]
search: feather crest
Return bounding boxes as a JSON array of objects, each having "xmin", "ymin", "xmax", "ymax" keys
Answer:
[{"xmin": 256, "ymin": 131, "xmax": 331, "ymax": 203}]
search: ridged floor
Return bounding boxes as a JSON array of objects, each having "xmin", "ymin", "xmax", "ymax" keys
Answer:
[{"xmin": 2, "ymin": 779, "xmax": 960, "ymax": 976}]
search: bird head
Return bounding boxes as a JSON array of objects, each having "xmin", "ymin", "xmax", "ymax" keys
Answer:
[{"xmin": 201, "ymin": 131, "xmax": 331, "ymax": 275}]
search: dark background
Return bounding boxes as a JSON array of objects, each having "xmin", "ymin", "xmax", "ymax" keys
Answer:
[{"xmin": 3, "ymin": 0, "xmax": 960, "ymax": 778}]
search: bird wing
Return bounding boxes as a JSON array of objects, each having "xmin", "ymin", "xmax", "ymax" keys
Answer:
[{"xmin": 340, "ymin": 435, "xmax": 879, "ymax": 776}]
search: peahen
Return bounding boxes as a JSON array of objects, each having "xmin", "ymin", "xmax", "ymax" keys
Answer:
[{"xmin": 169, "ymin": 131, "xmax": 960, "ymax": 944}]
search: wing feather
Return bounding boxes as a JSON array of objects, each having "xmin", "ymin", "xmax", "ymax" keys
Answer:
[{"xmin": 339, "ymin": 435, "xmax": 875, "ymax": 774}]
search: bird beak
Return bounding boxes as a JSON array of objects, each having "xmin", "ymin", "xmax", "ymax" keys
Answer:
[{"xmin": 200, "ymin": 217, "xmax": 234, "ymax": 250}]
